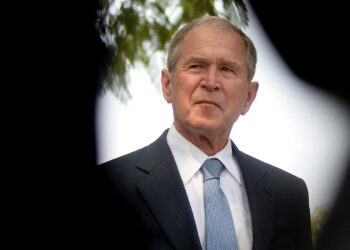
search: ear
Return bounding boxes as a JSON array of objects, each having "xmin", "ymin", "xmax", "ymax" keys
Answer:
[
  {"xmin": 241, "ymin": 81, "xmax": 259, "ymax": 115},
  {"xmin": 161, "ymin": 69, "xmax": 173, "ymax": 103}
]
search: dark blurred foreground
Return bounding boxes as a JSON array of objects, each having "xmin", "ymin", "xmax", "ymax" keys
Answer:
[
  {"xmin": 8, "ymin": 0, "xmax": 349, "ymax": 248},
  {"xmin": 249, "ymin": 1, "xmax": 350, "ymax": 249}
]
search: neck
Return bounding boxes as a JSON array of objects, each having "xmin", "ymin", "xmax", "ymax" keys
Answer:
[{"xmin": 174, "ymin": 123, "xmax": 229, "ymax": 156}]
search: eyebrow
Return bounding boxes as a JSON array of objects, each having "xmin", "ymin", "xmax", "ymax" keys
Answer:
[
  {"xmin": 216, "ymin": 58, "xmax": 241, "ymax": 69},
  {"xmin": 183, "ymin": 56, "xmax": 241, "ymax": 69},
  {"xmin": 183, "ymin": 57, "xmax": 210, "ymax": 66}
]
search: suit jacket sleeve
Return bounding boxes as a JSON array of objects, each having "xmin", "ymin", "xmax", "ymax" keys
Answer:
[
  {"xmin": 267, "ymin": 169, "xmax": 313, "ymax": 250},
  {"xmin": 266, "ymin": 170, "xmax": 313, "ymax": 250},
  {"xmin": 295, "ymin": 178, "xmax": 313, "ymax": 250}
]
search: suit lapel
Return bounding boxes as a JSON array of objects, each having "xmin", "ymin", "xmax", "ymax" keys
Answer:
[
  {"xmin": 136, "ymin": 131, "xmax": 202, "ymax": 250},
  {"xmin": 232, "ymin": 142, "xmax": 275, "ymax": 250}
]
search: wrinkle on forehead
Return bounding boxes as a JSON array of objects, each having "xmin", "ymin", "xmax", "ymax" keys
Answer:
[{"xmin": 180, "ymin": 26, "xmax": 246, "ymax": 57}]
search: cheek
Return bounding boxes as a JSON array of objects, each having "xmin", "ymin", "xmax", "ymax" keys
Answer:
[
  {"xmin": 172, "ymin": 76, "xmax": 198, "ymax": 103},
  {"xmin": 171, "ymin": 82, "xmax": 191, "ymax": 115},
  {"xmin": 224, "ymin": 85, "xmax": 248, "ymax": 112}
]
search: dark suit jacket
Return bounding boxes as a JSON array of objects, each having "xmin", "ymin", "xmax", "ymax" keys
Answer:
[{"xmin": 96, "ymin": 130, "xmax": 312, "ymax": 250}]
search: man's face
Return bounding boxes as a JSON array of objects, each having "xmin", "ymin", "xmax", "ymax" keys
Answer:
[{"xmin": 162, "ymin": 26, "xmax": 258, "ymax": 140}]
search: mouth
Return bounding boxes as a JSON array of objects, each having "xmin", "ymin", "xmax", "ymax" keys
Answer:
[{"xmin": 196, "ymin": 100, "xmax": 221, "ymax": 109}]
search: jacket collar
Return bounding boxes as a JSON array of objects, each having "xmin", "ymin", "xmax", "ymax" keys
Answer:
[
  {"xmin": 136, "ymin": 130, "xmax": 202, "ymax": 250},
  {"xmin": 231, "ymin": 142, "xmax": 275, "ymax": 250}
]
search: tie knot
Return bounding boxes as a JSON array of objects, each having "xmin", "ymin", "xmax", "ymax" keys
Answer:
[{"xmin": 201, "ymin": 158, "xmax": 224, "ymax": 181}]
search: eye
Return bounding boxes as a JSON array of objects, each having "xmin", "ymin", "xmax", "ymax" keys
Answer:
[
  {"xmin": 222, "ymin": 67, "xmax": 233, "ymax": 72},
  {"xmin": 189, "ymin": 64, "xmax": 201, "ymax": 69}
]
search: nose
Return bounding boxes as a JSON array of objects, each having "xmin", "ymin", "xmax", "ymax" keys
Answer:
[{"xmin": 200, "ymin": 65, "xmax": 220, "ymax": 91}]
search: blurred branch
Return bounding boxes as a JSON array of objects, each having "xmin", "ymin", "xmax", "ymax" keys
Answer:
[
  {"xmin": 96, "ymin": 0, "xmax": 249, "ymax": 102},
  {"xmin": 311, "ymin": 206, "xmax": 329, "ymax": 246}
]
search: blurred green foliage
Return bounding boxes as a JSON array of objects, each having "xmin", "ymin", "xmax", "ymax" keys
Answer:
[
  {"xmin": 311, "ymin": 206, "xmax": 329, "ymax": 246},
  {"xmin": 97, "ymin": 0, "xmax": 249, "ymax": 102}
]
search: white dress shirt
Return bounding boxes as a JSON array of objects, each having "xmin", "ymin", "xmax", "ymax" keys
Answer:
[{"xmin": 167, "ymin": 125, "xmax": 253, "ymax": 250}]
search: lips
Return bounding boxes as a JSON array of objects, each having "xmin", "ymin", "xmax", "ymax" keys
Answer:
[{"xmin": 196, "ymin": 100, "xmax": 221, "ymax": 109}]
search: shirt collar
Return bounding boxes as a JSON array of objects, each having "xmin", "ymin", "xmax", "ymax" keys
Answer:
[
  {"xmin": 209, "ymin": 138, "xmax": 242, "ymax": 185},
  {"xmin": 167, "ymin": 124, "xmax": 242, "ymax": 185}
]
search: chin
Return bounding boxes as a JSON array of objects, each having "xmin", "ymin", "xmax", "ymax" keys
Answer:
[{"xmin": 189, "ymin": 118, "xmax": 222, "ymax": 134}]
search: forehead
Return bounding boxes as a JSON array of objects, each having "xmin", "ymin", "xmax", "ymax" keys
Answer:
[{"xmin": 179, "ymin": 25, "xmax": 247, "ymax": 64}]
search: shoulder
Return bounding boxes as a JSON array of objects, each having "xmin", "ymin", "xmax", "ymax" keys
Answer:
[
  {"xmin": 239, "ymin": 151, "xmax": 310, "ymax": 224},
  {"xmin": 96, "ymin": 147, "xmax": 146, "ymax": 193},
  {"xmin": 100, "ymin": 146, "xmax": 145, "ymax": 171},
  {"xmin": 238, "ymin": 150, "xmax": 308, "ymax": 195},
  {"xmin": 98, "ymin": 129, "xmax": 170, "ymax": 179}
]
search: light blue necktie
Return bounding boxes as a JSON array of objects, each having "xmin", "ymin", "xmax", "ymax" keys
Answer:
[{"xmin": 202, "ymin": 158, "xmax": 238, "ymax": 250}]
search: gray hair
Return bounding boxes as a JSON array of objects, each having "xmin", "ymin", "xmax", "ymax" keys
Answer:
[{"xmin": 167, "ymin": 16, "xmax": 257, "ymax": 82}]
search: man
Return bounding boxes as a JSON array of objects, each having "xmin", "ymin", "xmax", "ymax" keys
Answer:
[{"xmin": 97, "ymin": 16, "xmax": 312, "ymax": 250}]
